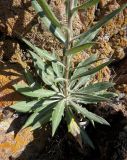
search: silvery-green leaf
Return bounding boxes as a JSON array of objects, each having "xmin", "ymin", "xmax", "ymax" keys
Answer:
[
  {"xmin": 13, "ymin": 84, "xmax": 57, "ymax": 98},
  {"xmin": 52, "ymin": 99, "xmax": 65, "ymax": 136},
  {"xmin": 72, "ymin": 93, "xmax": 109, "ymax": 102},
  {"xmin": 22, "ymin": 103, "xmax": 55, "ymax": 129},
  {"xmin": 22, "ymin": 38, "xmax": 64, "ymax": 67},
  {"xmin": 65, "ymin": 43, "xmax": 95, "ymax": 55},
  {"xmin": 32, "ymin": 0, "xmax": 66, "ymax": 43},
  {"xmin": 70, "ymin": 101, "xmax": 110, "ymax": 125},
  {"xmin": 10, "ymin": 100, "xmax": 42, "ymax": 113},
  {"xmin": 37, "ymin": 0, "xmax": 61, "ymax": 27},
  {"xmin": 72, "ymin": 75, "xmax": 91, "ymax": 90},
  {"xmin": 71, "ymin": 55, "xmax": 97, "ymax": 79},
  {"xmin": 72, "ymin": 0, "xmax": 99, "ymax": 13},
  {"xmin": 31, "ymin": 113, "xmax": 51, "ymax": 131},
  {"xmin": 78, "ymin": 82, "xmax": 115, "ymax": 93},
  {"xmin": 76, "ymin": 4, "xmax": 127, "ymax": 46},
  {"xmin": 80, "ymin": 129, "xmax": 95, "ymax": 149},
  {"xmin": 71, "ymin": 60, "xmax": 112, "ymax": 80},
  {"xmin": 97, "ymin": 92, "xmax": 118, "ymax": 98},
  {"xmin": 65, "ymin": 107, "xmax": 83, "ymax": 147}
]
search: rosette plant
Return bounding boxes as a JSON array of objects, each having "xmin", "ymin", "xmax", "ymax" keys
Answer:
[{"xmin": 11, "ymin": 0, "xmax": 127, "ymax": 147}]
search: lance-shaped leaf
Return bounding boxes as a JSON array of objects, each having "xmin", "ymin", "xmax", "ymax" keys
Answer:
[
  {"xmin": 71, "ymin": 54, "xmax": 97, "ymax": 79},
  {"xmin": 65, "ymin": 43, "xmax": 95, "ymax": 55},
  {"xmin": 23, "ymin": 38, "xmax": 56, "ymax": 61},
  {"xmin": 76, "ymin": 4, "xmax": 127, "ymax": 46},
  {"xmin": 72, "ymin": 93, "xmax": 109, "ymax": 102},
  {"xmin": 65, "ymin": 108, "xmax": 82, "ymax": 147},
  {"xmin": 71, "ymin": 60, "xmax": 112, "ymax": 80},
  {"xmin": 72, "ymin": 0, "xmax": 99, "ymax": 13},
  {"xmin": 52, "ymin": 99, "xmax": 65, "ymax": 136},
  {"xmin": 73, "ymin": 75, "xmax": 91, "ymax": 90},
  {"xmin": 23, "ymin": 38, "xmax": 64, "ymax": 67},
  {"xmin": 66, "ymin": 108, "xmax": 80, "ymax": 137},
  {"xmin": 31, "ymin": 113, "xmax": 51, "ymax": 131},
  {"xmin": 78, "ymin": 82, "xmax": 115, "ymax": 93},
  {"xmin": 13, "ymin": 84, "xmax": 57, "ymax": 98},
  {"xmin": 32, "ymin": 0, "xmax": 66, "ymax": 43},
  {"xmin": 80, "ymin": 129, "xmax": 95, "ymax": 149},
  {"xmin": 22, "ymin": 103, "xmax": 54, "ymax": 129},
  {"xmin": 97, "ymin": 92, "xmax": 118, "ymax": 98},
  {"xmin": 70, "ymin": 101, "xmax": 110, "ymax": 125},
  {"xmin": 10, "ymin": 100, "xmax": 42, "ymax": 113},
  {"xmin": 37, "ymin": 0, "xmax": 61, "ymax": 27}
]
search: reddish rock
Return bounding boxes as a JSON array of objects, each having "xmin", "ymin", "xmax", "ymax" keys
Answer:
[{"xmin": 0, "ymin": 62, "xmax": 25, "ymax": 107}]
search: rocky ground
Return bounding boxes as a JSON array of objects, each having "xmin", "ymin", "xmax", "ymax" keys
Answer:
[{"xmin": 0, "ymin": 0, "xmax": 127, "ymax": 159}]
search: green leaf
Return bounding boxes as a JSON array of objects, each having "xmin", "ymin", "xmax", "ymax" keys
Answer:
[
  {"xmin": 13, "ymin": 84, "xmax": 57, "ymax": 98},
  {"xmin": 72, "ymin": 0, "xmax": 99, "ymax": 13},
  {"xmin": 10, "ymin": 100, "xmax": 42, "ymax": 113},
  {"xmin": 31, "ymin": 113, "xmax": 51, "ymax": 131},
  {"xmin": 72, "ymin": 75, "xmax": 91, "ymax": 90},
  {"xmin": 24, "ymin": 69, "xmax": 40, "ymax": 88},
  {"xmin": 37, "ymin": 0, "xmax": 61, "ymax": 27},
  {"xmin": 71, "ymin": 60, "xmax": 112, "ymax": 80},
  {"xmin": 23, "ymin": 38, "xmax": 64, "ymax": 67},
  {"xmin": 71, "ymin": 54, "xmax": 97, "ymax": 79},
  {"xmin": 65, "ymin": 108, "xmax": 80, "ymax": 137},
  {"xmin": 32, "ymin": 0, "xmax": 66, "ymax": 43},
  {"xmin": 22, "ymin": 103, "xmax": 54, "ymax": 129},
  {"xmin": 80, "ymin": 129, "xmax": 95, "ymax": 149},
  {"xmin": 23, "ymin": 38, "xmax": 56, "ymax": 61},
  {"xmin": 76, "ymin": 4, "xmax": 127, "ymax": 45},
  {"xmin": 28, "ymin": 50, "xmax": 59, "ymax": 92},
  {"xmin": 70, "ymin": 101, "xmax": 110, "ymax": 125},
  {"xmin": 52, "ymin": 99, "xmax": 65, "ymax": 136},
  {"xmin": 97, "ymin": 92, "xmax": 118, "ymax": 98},
  {"xmin": 79, "ymin": 82, "xmax": 114, "ymax": 93},
  {"xmin": 65, "ymin": 43, "xmax": 95, "ymax": 55},
  {"xmin": 72, "ymin": 93, "xmax": 109, "ymax": 102}
]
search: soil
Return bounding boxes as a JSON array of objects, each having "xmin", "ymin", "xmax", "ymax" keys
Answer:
[{"xmin": 0, "ymin": 0, "xmax": 127, "ymax": 160}]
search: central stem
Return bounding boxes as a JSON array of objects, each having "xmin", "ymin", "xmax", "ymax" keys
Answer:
[{"xmin": 64, "ymin": 0, "xmax": 74, "ymax": 97}]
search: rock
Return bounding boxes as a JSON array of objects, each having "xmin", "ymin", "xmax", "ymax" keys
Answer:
[
  {"xmin": 0, "ymin": 114, "xmax": 48, "ymax": 160},
  {"xmin": 0, "ymin": 62, "xmax": 26, "ymax": 107}
]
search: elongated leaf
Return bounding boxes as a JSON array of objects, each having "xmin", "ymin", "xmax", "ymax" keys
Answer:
[
  {"xmin": 80, "ymin": 129, "xmax": 95, "ymax": 149},
  {"xmin": 76, "ymin": 4, "xmax": 127, "ymax": 45},
  {"xmin": 23, "ymin": 38, "xmax": 56, "ymax": 61},
  {"xmin": 23, "ymin": 38, "xmax": 64, "ymax": 67},
  {"xmin": 24, "ymin": 69, "xmax": 40, "ymax": 88},
  {"xmin": 13, "ymin": 84, "xmax": 57, "ymax": 98},
  {"xmin": 97, "ymin": 92, "xmax": 118, "ymax": 98},
  {"xmin": 73, "ymin": 0, "xmax": 99, "ymax": 13},
  {"xmin": 70, "ymin": 101, "xmax": 109, "ymax": 125},
  {"xmin": 78, "ymin": 82, "xmax": 114, "ymax": 93},
  {"xmin": 65, "ymin": 108, "xmax": 82, "ymax": 147},
  {"xmin": 72, "ymin": 93, "xmax": 109, "ymax": 102},
  {"xmin": 31, "ymin": 113, "xmax": 51, "ymax": 131},
  {"xmin": 28, "ymin": 50, "xmax": 59, "ymax": 91},
  {"xmin": 52, "ymin": 99, "xmax": 65, "ymax": 136},
  {"xmin": 37, "ymin": 0, "xmax": 61, "ymax": 27},
  {"xmin": 65, "ymin": 43, "xmax": 94, "ymax": 55},
  {"xmin": 71, "ymin": 55, "xmax": 97, "ymax": 79},
  {"xmin": 52, "ymin": 61, "xmax": 62, "ymax": 78},
  {"xmin": 73, "ymin": 75, "xmax": 91, "ymax": 90},
  {"xmin": 32, "ymin": 0, "xmax": 66, "ymax": 43},
  {"xmin": 71, "ymin": 60, "xmax": 112, "ymax": 80},
  {"xmin": 22, "ymin": 103, "xmax": 54, "ymax": 129},
  {"xmin": 10, "ymin": 100, "xmax": 42, "ymax": 113}
]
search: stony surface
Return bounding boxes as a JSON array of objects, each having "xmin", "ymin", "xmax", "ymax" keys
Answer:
[
  {"xmin": 0, "ymin": 111, "xmax": 48, "ymax": 160},
  {"xmin": 0, "ymin": 0, "xmax": 126, "ymax": 60},
  {"xmin": 0, "ymin": 62, "xmax": 26, "ymax": 107},
  {"xmin": 0, "ymin": 0, "xmax": 127, "ymax": 160}
]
